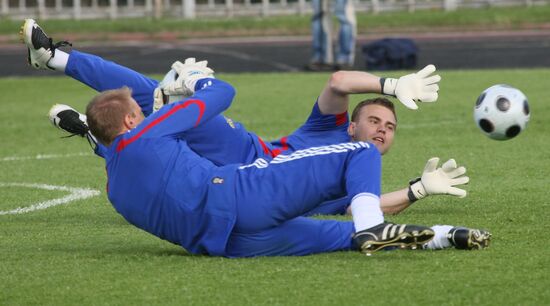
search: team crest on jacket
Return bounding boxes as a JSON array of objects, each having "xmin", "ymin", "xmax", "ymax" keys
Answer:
[
  {"xmin": 212, "ymin": 177, "xmax": 224, "ymax": 184},
  {"xmin": 224, "ymin": 116, "xmax": 236, "ymax": 129}
]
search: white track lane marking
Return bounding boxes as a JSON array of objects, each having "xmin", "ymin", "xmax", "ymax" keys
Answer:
[{"xmin": 0, "ymin": 182, "xmax": 100, "ymax": 215}]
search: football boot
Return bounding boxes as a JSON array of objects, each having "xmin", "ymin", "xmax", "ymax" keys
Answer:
[
  {"xmin": 447, "ymin": 227, "xmax": 491, "ymax": 250},
  {"xmin": 20, "ymin": 19, "xmax": 71, "ymax": 70},
  {"xmin": 353, "ymin": 222, "xmax": 435, "ymax": 256}
]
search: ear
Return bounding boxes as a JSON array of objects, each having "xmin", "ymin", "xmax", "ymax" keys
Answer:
[
  {"xmin": 123, "ymin": 113, "xmax": 135, "ymax": 130},
  {"xmin": 347, "ymin": 122, "xmax": 356, "ymax": 139}
]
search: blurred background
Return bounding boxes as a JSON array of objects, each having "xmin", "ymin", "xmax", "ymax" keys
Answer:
[{"xmin": 1, "ymin": 0, "xmax": 549, "ymax": 75}]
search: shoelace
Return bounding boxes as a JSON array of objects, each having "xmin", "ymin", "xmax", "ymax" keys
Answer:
[
  {"xmin": 60, "ymin": 133, "xmax": 98, "ymax": 151},
  {"xmin": 49, "ymin": 39, "xmax": 72, "ymax": 57}
]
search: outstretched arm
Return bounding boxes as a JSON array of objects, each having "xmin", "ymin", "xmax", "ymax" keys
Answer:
[
  {"xmin": 348, "ymin": 188, "xmax": 420, "ymax": 216},
  {"xmin": 382, "ymin": 157, "xmax": 470, "ymax": 215},
  {"xmin": 317, "ymin": 65, "xmax": 441, "ymax": 115},
  {"xmin": 318, "ymin": 71, "xmax": 382, "ymax": 115},
  {"xmin": 345, "ymin": 157, "xmax": 470, "ymax": 215},
  {"xmin": 380, "ymin": 188, "xmax": 411, "ymax": 215}
]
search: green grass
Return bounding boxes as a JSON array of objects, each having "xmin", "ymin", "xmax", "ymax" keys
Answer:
[
  {"xmin": 1, "ymin": 69, "xmax": 549, "ymax": 305},
  {"xmin": 1, "ymin": 5, "xmax": 550, "ymax": 38}
]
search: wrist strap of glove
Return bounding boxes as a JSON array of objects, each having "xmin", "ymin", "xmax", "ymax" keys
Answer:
[
  {"xmin": 152, "ymin": 87, "xmax": 168, "ymax": 113},
  {"xmin": 186, "ymin": 75, "xmax": 214, "ymax": 93},
  {"xmin": 381, "ymin": 77, "xmax": 398, "ymax": 97},
  {"xmin": 407, "ymin": 177, "xmax": 425, "ymax": 203}
]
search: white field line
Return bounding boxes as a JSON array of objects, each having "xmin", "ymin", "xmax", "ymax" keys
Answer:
[
  {"xmin": 0, "ymin": 152, "xmax": 93, "ymax": 162},
  {"xmin": 0, "ymin": 182, "xmax": 100, "ymax": 215}
]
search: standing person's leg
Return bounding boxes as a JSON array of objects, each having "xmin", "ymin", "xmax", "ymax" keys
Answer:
[
  {"xmin": 310, "ymin": 0, "xmax": 334, "ymax": 67},
  {"xmin": 334, "ymin": 0, "xmax": 357, "ymax": 68},
  {"xmin": 225, "ymin": 217, "xmax": 354, "ymax": 257}
]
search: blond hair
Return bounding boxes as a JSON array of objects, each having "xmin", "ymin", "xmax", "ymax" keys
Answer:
[{"xmin": 86, "ymin": 87, "xmax": 134, "ymax": 146}]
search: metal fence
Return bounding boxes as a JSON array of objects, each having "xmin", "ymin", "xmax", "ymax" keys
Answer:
[{"xmin": 1, "ymin": 0, "xmax": 547, "ymax": 20}]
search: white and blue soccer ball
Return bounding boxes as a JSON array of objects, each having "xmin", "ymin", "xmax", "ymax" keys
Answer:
[{"xmin": 474, "ymin": 84, "xmax": 530, "ymax": 140}]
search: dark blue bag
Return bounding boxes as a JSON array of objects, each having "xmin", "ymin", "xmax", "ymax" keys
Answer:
[{"xmin": 362, "ymin": 38, "xmax": 418, "ymax": 71}]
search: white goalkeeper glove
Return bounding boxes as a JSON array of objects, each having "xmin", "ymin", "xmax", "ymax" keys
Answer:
[
  {"xmin": 381, "ymin": 64, "xmax": 441, "ymax": 110},
  {"xmin": 163, "ymin": 57, "xmax": 215, "ymax": 96},
  {"xmin": 408, "ymin": 157, "xmax": 469, "ymax": 202},
  {"xmin": 153, "ymin": 68, "xmax": 186, "ymax": 112},
  {"xmin": 153, "ymin": 58, "xmax": 215, "ymax": 112}
]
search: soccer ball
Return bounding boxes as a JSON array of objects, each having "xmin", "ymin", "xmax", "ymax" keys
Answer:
[{"xmin": 474, "ymin": 84, "xmax": 530, "ymax": 140}]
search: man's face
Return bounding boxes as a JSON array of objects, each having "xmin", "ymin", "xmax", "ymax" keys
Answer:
[
  {"xmin": 347, "ymin": 104, "xmax": 397, "ymax": 155},
  {"xmin": 131, "ymin": 99, "xmax": 145, "ymax": 123},
  {"xmin": 125, "ymin": 98, "xmax": 145, "ymax": 130}
]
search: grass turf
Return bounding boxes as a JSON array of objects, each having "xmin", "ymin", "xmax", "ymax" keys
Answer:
[{"xmin": 0, "ymin": 69, "xmax": 549, "ymax": 305}]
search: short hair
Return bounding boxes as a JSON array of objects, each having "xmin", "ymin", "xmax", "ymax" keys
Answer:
[
  {"xmin": 350, "ymin": 97, "xmax": 397, "ymax": 123},
  {"xmin": 86, "ymin": 87, "xmax": 134, "ymax": 146}
]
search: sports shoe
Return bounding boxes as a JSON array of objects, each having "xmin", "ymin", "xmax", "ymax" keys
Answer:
[
  {"xmin": 353, "ymin": 222, "xmax": 435, "ymax": 256},
  {"xmin": 48, "ymin": 104, "xmax": 98, "ymax": 149},
  {"xmin": 20, "ymin": 19, "xmax": 71, "ymax": 70},
  {"xmin": 447, "ymin": 227, "xmax": 491, "ymax": 250}
]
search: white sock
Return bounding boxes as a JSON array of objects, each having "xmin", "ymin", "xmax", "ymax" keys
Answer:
[
  {"xmin": 424, "ymin": 225, "xmax": 453, "ymax": 250},
  {"xmin": 350, "ymin": 193, "xmax": 384, "ymax": 232},
  {"xmin": 47, "ymin": 49, "xmax": 69, "ymax": 72}
]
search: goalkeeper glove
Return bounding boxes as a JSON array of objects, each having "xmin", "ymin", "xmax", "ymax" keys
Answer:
[
  {"xmin": 381, "ymin": 64, "xmax": 441, "ymax": 110},
  {"xmin": 153, "ymin": 58, "xmax": 214, "ymax": 112},
  {"xmin": 162, "ymin": 57, "xmax": 215, "ymax": 96},
  {"xmin": 408, "ymin": 157, "xmax": 469, "ymax": 203},
  {"xmin": 152, "ymin": 68, "xmax": 187, "ymax": 113}
]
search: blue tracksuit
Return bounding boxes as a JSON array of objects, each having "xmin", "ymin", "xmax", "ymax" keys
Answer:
[
  {"xmin": 66, "ymin": 51, "xmax": 261, "ymax": 165},
  {"xmin": 66, "ymin": 51, "xmax": 352, "ymax": 164},
  {"xmin": 66, "ymin": 52, "xmax": 372, "ymax": 256},
  {"xmin": 66, "ymin": 50, "xmax": 353, "ymax": 219},
  {"xmin": 102, "ymin": 78, "xmax": 381, "ymax": 257}
]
